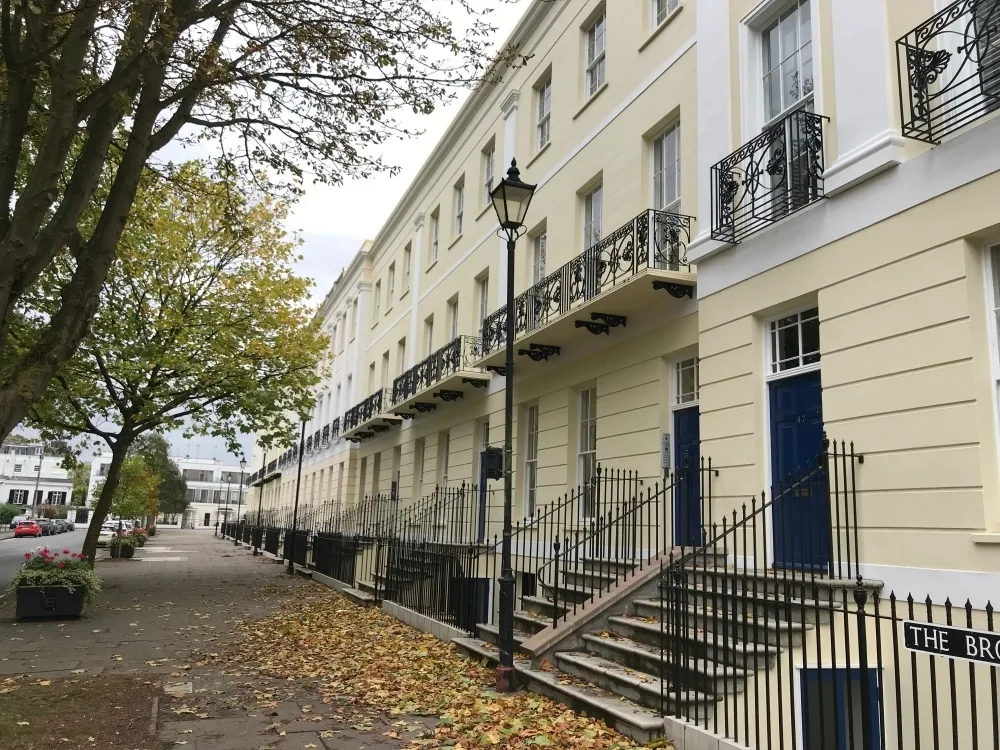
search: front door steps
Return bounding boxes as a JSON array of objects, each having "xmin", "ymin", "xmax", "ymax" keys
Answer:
[{"xmin": 453, "ymin": 553, "xmax": 882, "ymax": 744}]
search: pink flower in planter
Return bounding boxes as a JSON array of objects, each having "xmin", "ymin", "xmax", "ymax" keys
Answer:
[
  {"xmin": 63, "ymin": 549, "xmax": 70, "ymax": 555},
  {"xmin": 57, "ymin": 562, "xmax": 65, "ymax": 569},
  {"xmin": 24, "ymin": 553, "xmax": 31, "ymax": 560}
]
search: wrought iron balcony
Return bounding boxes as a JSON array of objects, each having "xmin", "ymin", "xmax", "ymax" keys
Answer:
[
  {"xmin": 711, "ymin": 109, "xmax": 827, "ymax": 245},
  {"xmin": 480, "ymin": 209, "xmax": 692, "ymax": 358},
  {"xmin": 331, "ymin": 417, "xmax": 340, "ymax": 439},
  {"xmin": 306, "ymin": 435, "xmax": 313, "ymax": 454},
  {"xmin": 898, "ymin": 0, "xmax": 1000, "ymax": 144},
  {"xmin": 391, "ymin": 335, "xmax": 484, "ymax": 407},
  {"xmin": 343, "ymin": 389, "xmax": 385, "ymax": 433},
  {"xmin": 321, "ymin": 425, "xmax": 330, "ymax": 445}
]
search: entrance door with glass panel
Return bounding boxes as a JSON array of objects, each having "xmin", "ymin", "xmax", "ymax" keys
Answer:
[
  {"xmin": 767, "ymin": 307, "xmax": 828, "ymax": 570},
  {"xmin": 672, "ymin": 357, "xmax": 701, "ymax": 547}
]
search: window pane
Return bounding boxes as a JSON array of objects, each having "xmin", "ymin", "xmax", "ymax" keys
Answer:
[
  {"xmin": 800, "ymin": 41, "xmax": 814, "ymax": 98},
  {"xmin": 777, "ymin": 323, "xmax": 800, "ymax": 368},
  {"xmin": 779, "ymin": 10, "xmax": 798, "ymax": 62},
  {"xmin": 764, "ymin": 71, "xmax": 781, "ymax": 121}
]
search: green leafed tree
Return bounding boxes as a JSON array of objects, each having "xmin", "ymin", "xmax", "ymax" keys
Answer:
[
  {"xmin": 27, "ymin": 162, "xmax": 324, "ymax": 563},
  {"xmin": 131, "ymin": 434, "xmax": 187, "ymax": 519},
  {"xmin": 92, "ymin": 455, "xmax": 161, "ymax": 522},
  {"xmin": 0, "ymin": 0, "xmax": 522, "ymax": 444}
]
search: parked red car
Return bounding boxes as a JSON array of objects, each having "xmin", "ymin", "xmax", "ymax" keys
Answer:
[{"xmin": 14, "ymin": 520, "xmax": 42, "ymax": 538}]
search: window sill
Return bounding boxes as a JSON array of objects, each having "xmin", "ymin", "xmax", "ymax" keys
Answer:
[
  {"xmin": 475, "ymin": 203, "xmax": 494, "ymax": 222},
  {"xmin": 638, "ymin": 5, "xmax": 683, "ymax": 53},
  {"xmin": 426, "ymin": 260, "xmax": 438, "ymax": 273},
  {"xmin": 525, "ymin": 140, "xmax": 553, "ymax": 170},
  {"xmin": 384, "ymin": 305, "xmax": 393, "ymax": 316},
  {"xmin": 972, "ymin": 533, "xmax": 1000, "ymax": 545},
  {"xmin": 447, "ymin": 234, "xmax": 464, "ymax": 251},
  {"xmin": 400, "ymin": 288, "xmax": 410, "ymax": 301},
  {"xmin": 572, "ymin": 82, "xmax": 609, "ymax": 121}
]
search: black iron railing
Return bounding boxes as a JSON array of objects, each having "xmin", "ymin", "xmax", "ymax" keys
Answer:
[
  {"xmin": 480, "ymin": 209, "xmax": 693, "ymax": 357},
  {"xmin": 391, "ymin": 335, "xmax": 484, "ymax": 406},
  {"xmin": 711, "ymin": 109, "xmax": 827, "ymax": 245},
  {"xmin": 898, "ymin": 0, "xmax": 1000, "ymax": 144},
  {"xmin": 656, "ymin": 438, "xmax": 867, "ymax": 744},
  {"xmin": 343, "ymin": 389, "xmax": 384, "ymax": 432}
]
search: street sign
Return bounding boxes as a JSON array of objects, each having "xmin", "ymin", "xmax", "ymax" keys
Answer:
[{"xmin": 904, "ymin": 620, "xmax": 1000, "ymax": 667}]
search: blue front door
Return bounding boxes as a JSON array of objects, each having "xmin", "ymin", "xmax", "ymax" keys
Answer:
[
  {"xmin": 673, "ymin": 406, "xmax": 701, "ymax": 547},
  {"xmin": 769, "ymin": 369, "xmax": 828, "ymax": 570}
]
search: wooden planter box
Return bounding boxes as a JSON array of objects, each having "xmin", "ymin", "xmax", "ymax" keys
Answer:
[{"xmin": 16, "ymin": 586, "xmax": 85, "ymax": 620}]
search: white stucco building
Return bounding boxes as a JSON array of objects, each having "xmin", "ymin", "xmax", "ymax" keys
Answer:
[
  {"xmin": 1, "ymin": 441, "xmax": 73, "ymax": 509},
  {"xmin": 88, "ymin": 454, "xmax": 249, "ymax": 528}
]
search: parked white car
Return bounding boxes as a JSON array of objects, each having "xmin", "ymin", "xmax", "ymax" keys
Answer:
[{"xmin": 96, "ymin": 524, "xmax": 118, "ymax": 547}]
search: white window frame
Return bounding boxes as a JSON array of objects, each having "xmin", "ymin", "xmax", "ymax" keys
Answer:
[
  {"xmin": 536, "ymin": 79, "xmax": 552, "ymax": 149},
  {"xmin": 447, "ymin": 297, "xmax": 459, "ymax": 341},
  {"xmin": 983, "ymin": 246, "xmax": 1000, "ymax": 471},
  {"xmin": 373, "ymin": 281, "xmax": 381, "ymax": 322},
  {"xmin": 387, "ymin": 263, "xmax": 395, "ymax": 307},
  {"xmin": 13, "ymin": 463, "xmax": 21, "ymax": 473},
  {"xmin": 586, "ymin": 13, "xmax": 607, "ymax": 97},
  {"xmin": 476, "ymin": 275, "xmax": 489, "ymax": 330},
  {"xmin": 765, "ymin": 306, "xmax": 820, "ymax": 380},
  {"xmin": 741, "ymin": 0, "xmax": 819, "ymax": 140},
  {"xmin": 654, "ymin": 0, "xmax": 679, "ymax": 27},
  {"xmin": 482, "ymin": 145, "xmax": 495, "ymax": 206},
  {"xmin": 430, "ymin": 211, "xmax": 440, "ymax": 263},
  {"xmin": 10, "ymin": 488, "xmax": 28, "ymax": 503},
  {"xmin": 675, "ymin": 357, "xmax": 700, "ymax": 406},
  {"xmin": 397, "ymin": 338, "xmax": 407, "ymax": 376},
  {"xmin": 381, "ymin": 351, "xmax": 390, "ymax": 391},
  {"xmin": 583, "ymin": 184, "xmax": 603, "ymax": 250},
  {"xmin": 454, "ymin": 182, "xmax": 465, "ymax": 236},
  {"xmin": 653, "ymin": 122, "xmax": 682, "ymax": 213},
  {"xmin": 403, "ymin": 244, "xmax": 411, "ymax": 292},
  {"xmin": 524, "ymin": 405, "xmax": 540, "ymax": 518},
  {"xmin": 439, "ymin": 431, "xmax": 450, "ymax": 487},
  {"xmin": 532, "ymin": 233, "xmax": 547, "ymax": 284},
  {"xmin": 414, "ymin": 438, "xmax": 426, "ymax": 499},
  {"xmin": 578, "ymin": 386, "xmax": 598, "ymax": 517},
  {"xmin": 424, "ymin": 316, "xmax": 434, "ymax": 356}
]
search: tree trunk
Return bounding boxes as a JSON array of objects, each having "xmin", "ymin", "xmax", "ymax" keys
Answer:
[{"xmin": 82, "ymin": 437, "xmax": 134, "ymax": 566}]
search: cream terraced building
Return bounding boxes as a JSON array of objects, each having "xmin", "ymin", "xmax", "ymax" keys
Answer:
[{"xmin": 248, "ymin": 1, "xmax": 1000, "ymax": 745}]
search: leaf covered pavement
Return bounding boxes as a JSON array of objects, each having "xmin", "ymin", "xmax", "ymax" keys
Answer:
[{"xmin": 209, "ymin": 585, "xmax": 667, "ymax": 749}]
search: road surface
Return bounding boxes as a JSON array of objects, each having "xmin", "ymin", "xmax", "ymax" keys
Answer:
[{"xmin": 0, "ymin": 528, "xmax": 88, "ymax": 590}]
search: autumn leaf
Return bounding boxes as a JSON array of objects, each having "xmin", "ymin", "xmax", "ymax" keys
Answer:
[{"xmin": 209, "ymin": 586, "xmax": 648, "ymax": 750}]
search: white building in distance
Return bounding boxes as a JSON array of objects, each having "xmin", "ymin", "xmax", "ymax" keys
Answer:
[
  {"xmin": 88, "ymin": 454, "xmax": 249, "ymax": 528},
  {"xmin": 1, "ymin": 441, "xmax": 73, "ymax": 509}
]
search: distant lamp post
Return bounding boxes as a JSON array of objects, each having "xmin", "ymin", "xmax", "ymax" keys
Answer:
[
  {"xmin": 252, "ymin": 451, "xmax": 267, "ymax": 556},
  {"xmin": 489, "ymin": 159, "xmax": 536, "ymax": 693},
  {"xmin": 235, "ymin": 456, "xmax": 246, "ymax": 547},
  {"xmin": 287, "ymin": 421, "xmax": 307, "ymax": 575}
]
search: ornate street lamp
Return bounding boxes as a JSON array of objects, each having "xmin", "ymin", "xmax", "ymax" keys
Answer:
[
  {"xmin": 489, "ymin": 159, "xmax": 536, "ymax": 693},
  {"xmin": 235, "ymin": 456, "xmax": 246, "ymax": 546}
]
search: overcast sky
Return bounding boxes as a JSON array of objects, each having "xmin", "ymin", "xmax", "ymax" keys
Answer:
[{"xmin": 164, "ymin": 2, "xmax": 529, "ymax": 463}]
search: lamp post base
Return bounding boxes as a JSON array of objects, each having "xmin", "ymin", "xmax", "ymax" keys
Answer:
[{"xmin": 495, "ymin": 664, "xmax": 518, "ymax": 693}]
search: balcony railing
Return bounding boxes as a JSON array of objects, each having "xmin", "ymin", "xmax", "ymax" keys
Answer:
[
  {"xmin": 343, "ymin": 389, "xmax": 384, "ymax": 433},
  {"xmin": 391, "ymin": 335, "xmax": 483, "ymax": 407},
  {"xmin": 480, "ymin": 209, "xmax": 692, "ymax": 357},
  {"xmin": 711, "ymin": 108, "xmax": 827, "ymax": 245},
  {"xmin": 898, "ymin": 0, "xmax": 1000, "ymax": 144}
]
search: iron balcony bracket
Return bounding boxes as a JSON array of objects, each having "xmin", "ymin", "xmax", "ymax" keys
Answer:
[
  {"xmin": 412, "ymin": 402, "xmax": 437, "ymax": 413},
  {"xmin": 518, "ymin": 343, "xmax": 561, "ymax": 361},
  {"xmin": 652, "ymin": 280, "xmax": 694, "ymax": 299},
  {"xmin": 486, "ymin": 365, "xmax": 507, "ymax": 377},
  {"xmin": 434, "ymin": 390, "xmax": 464, "ymax": 402},
  {"xmin": 394, "ymin": 412, "xmax": 414, "ymax": 420},
  {"xmin": 371, "ymin": 425, "xmax": 390, "ymax": 434},
  {"xmin": 575, "ymin": 320, "xmax": 610, "ymax": 336},
  {"xmin": 591, "ymin": 312, "xmax": 627, "ymax": 328},
  {"xmin": 462, "ymin": 378, "xmax": 489, "ymax": 388}
]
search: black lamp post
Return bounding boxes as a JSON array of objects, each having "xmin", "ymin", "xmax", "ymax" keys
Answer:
[
  {"xmin": 252, "ymin": 451, "xmax": 267, "ymax": 556},
  {"xmin": 214, "ymin": 483, "xmax": 222, "ymax": 536},
  {"xmin": 287, "ymin": 420, "xmax": 307, "ymax": 575},
  {"xmin": 489, "ymin": 158, "xmax": 536, "ymax": 693},
  {"xmin": 235, "ymin": 456, "xmax": 246, "ymax": 546}
]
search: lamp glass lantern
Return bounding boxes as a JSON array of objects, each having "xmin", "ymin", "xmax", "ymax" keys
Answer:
[{"xmin": 490, "ymin": 159, "xmax": 537, "ymax": 232}]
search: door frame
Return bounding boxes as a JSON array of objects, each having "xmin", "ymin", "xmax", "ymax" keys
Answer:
[
  {"xmin": 668, "ymin": 352, "xmax": 700, "ymax": 545},
  {"xmin": 761, "ymin": 306, "xmax": 822, "ymax": 571}
]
